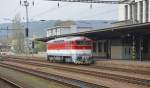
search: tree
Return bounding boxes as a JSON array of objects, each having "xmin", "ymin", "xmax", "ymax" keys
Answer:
[
  {"xmin": 34, "ymin": 40, "xmax": 46, "ymax": 52},
  {"xmin": 11, "ymin": 14, "xmax": 25, "ymax": 53}
]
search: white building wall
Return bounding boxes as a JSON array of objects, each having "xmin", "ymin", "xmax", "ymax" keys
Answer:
[
  {"xmin": 118, "ymin": 4, "xmax": 125, "ymax": 21},
  {"xmin": 143, "ymin": 0, "xmax": 146, "ymax": 22},
  {"xmin": 57, "ymin": 28, "xmax": 61, "ymax": 35},
  {"xmin": 147, "ymin": 0, "xmax": 150, "ymax": 21},
  {"xmin": 119, "ymin": 0, "xmax": 150, "ymax": 23},
  {"xmin": 149, "ymin": 0, "xmax": 150, "ymax": 21},
  {"xmin": 47, "ymin": 25, "xmax": 93, "ymax": 37},
  {"xmin": 137, "ymin": 1, "xmax": 140, "ymax": 21},
  {"xmin": 47, "ymin": 30, "xmax": 52, "ymax": 37}
]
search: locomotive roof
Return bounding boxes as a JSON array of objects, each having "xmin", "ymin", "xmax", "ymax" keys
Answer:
[{"xmin": 47, "ymin": 36, "xmax": 92, "ymax": 43}]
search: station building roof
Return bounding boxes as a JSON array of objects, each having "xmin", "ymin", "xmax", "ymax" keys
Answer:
[
  {"xmin": 47, "ymin": 20, "xmax": 114, "ymax": 30},
  {"xmin": 36, "ymin": 22, "xmax": 150, "ymax": 42}
]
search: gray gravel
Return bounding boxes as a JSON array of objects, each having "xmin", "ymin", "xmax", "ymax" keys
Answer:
[
  {"xmin": 0, "ymin": 79, "xmax": 15, "ymax": 88},
  {"xmin": 0, "ymin": 66, "xmax": 70, "ymax": 88}
]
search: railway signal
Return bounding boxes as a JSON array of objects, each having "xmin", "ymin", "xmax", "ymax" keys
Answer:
[{"xmin": 25, "ymin": 28, "xmax": 29, "ymax": 37}]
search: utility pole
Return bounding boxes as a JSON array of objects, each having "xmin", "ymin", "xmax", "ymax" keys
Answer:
[{"xmin": 20, "ymin": 0, "xmax": 34, "ymax": 55}]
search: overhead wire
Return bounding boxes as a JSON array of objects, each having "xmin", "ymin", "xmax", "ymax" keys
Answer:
[
  {"xmin": 59, "ymin": 3, "xmax": 117, "ymax": 20},
  {"xmin": 31, "ymin": 2, "xmax": 73, "ymax": 19},
  {"xmin": 77, "ymin": 7, "xmax": 117, "ymax": 20},
  {"xmin": 30, "ymin": 1, "xmax": 117, "ymax": 21},
  {"xmin": 3, "ymin": 4, "xmax": 20, "ymax": 21}
]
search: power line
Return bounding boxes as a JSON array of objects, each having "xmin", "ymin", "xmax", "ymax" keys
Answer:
[
  {"xmin": 31, "ymin": 1, "xmax": 117, "ymax": 20},
  {"xmin": 8, "ymin": 6, "xmax": 20, "ymax": 16},
  {"xmin": 2, "ymin": 5, "xmax": 20, "ymax": 22},
  {"xmin": 31, "ymin": 7, "xmax": 57, "ymax": 18},
  {"xmin": 31, "ymin": 3, "xmax": 73, "ymax": 19},
  {"xmin": 77, "ymin": 8, "xmax": 117, "ymax": 20},
  {"xmin": 45, "ymin": 0, "xmax": 127, "ymax": 4}
]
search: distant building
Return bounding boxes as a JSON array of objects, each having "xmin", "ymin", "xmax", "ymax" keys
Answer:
[
  {"xmin": 0, "ymin": 44, "xmax": 12, "ymax": 55},
  {"xmin": 47, "ymin": 20, "xmax": 114, "ymax": 37}
]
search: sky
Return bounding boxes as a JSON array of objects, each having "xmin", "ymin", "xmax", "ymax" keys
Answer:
[{"xmin": 0, "ymin": 0, "xmax": 118, "ymax": 23}]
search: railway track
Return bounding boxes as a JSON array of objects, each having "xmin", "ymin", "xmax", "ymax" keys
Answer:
[
  {"xmin": 2, "ymin": 58, "xmax": 150, "ymax": 87},
  {"xmin": 4, "ymin": 55, "xmax": 150, "ymax": 76},
  {"xmin": 0, "ymin": 76, "xmax": 23, "ymax": 88},
  {"xmin": 89, "ymin": 65, "xmax": 150, "ymax": 76},
  {"xmin": 0, "ymin": 61, "xmax": 108, "ymax": 88}
]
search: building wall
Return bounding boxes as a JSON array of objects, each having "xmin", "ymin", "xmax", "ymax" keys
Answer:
[
  {"xmin": 47, "ymin": 26, "xmax": 92, "ymax": 37},
  {"xmin": 118, "ymin": 4, "xmax": 126, "ymax": 21},
  {"xmin": 111, "ymin": 39, "xmax": 123, "ymax": 59},
  {"xmin": 47, "ymin": 27, "xmax": 70, "ymax": 37},
  {"xmin": 93, "ymin": 39, "xmax": 133, "ymax": 59},
  {"xmin": 119, "ymin": 0, "xmax": 150, "ymax": 23},
  {"xmin": 60, "ymin": 27, "xmax": 71, "ymax": 35},
  {"xmin": 110, "ymin": 37, "xmax": 150, "ymax": 60},
  {"xmin": 110, "ymin": 39, "xmax": 133, "ymax": 59}
]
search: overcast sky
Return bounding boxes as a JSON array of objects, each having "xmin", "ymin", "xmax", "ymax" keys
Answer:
[{"xmin": 0, "ymin": 0, "xmax": 118, "ymax": 23}]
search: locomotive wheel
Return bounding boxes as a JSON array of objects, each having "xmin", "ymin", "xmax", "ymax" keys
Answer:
[
  {"xmin": 49, "ymin": 57, "xmax": 53, "ymax": 62},
  {"xmin": 51, "ymin": 57, "xmax": 54, "ymax": 62}
]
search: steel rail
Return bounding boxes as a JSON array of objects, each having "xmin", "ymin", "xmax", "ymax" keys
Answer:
[
  {"xmin": 89, "ymin": 65, "xmax": 150, "ymax": 75},
  {"xmin": 0, "ymin": 62, "xmax": 108, "ymax": 88},
  {"xmin": 0, "ymin": 76, "xmax": 23, "ymax": 88},
  {"xmin": 7, "ymin": 55, "xmax": 150, "ymax": 75}
]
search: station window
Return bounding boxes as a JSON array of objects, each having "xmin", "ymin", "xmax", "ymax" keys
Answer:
[
  {"xmin": 145, "ymin": 0, "xmax": 149, "ymax": 22},
  {"xmin": 129, "ymin": 48, "xmax": 131, "ymax": 54},
  {"xmin": 125, "ymin": 5, "xmax": 128, "ymax": 20},
  {"xmin": 125, "ymin": 48, "xmax": 127, "ymax": 56},
  {"xmin": 130, "ymin": 4, "xmax": 133, "ymax": 20},
  {"xmin": 104, "ymin": 42, "xmax": 107, "ymax": 52},
  {"xmin": 134, "ymin": 2, "xmax": 138, "ymax": 22},
  {"xmin": 139, "ymin": 1, "xmax": 143, "ymax": 23}
]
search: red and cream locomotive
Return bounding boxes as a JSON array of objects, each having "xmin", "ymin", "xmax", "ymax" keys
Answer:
[{"xmin": 46, "ymin": 36, "xmax": 94, "ymax": 64}]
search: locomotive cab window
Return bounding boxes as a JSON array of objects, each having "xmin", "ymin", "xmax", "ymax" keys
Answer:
[{"xmin": 76, "ymin": 41, "xmax": 92, "ymax": 45}]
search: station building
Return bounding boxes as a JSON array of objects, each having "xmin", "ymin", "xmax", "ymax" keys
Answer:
[
  {"xmin": 36, "ymin": 0, "xmax": 150, "ymax": 60},
  {"xmin": 119, "ymin": 0, "xmax": 150, "ymax": 23}
]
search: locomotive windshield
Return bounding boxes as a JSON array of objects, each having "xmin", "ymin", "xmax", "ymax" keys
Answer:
[{"xmin": 76, "ymin": 41, "xmax": 92, "ymax": 45}]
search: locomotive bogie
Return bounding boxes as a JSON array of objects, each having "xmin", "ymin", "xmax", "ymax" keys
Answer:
[{"xmin": 47, "ymin": 55, "xmax": 93, "ymax": 64}]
